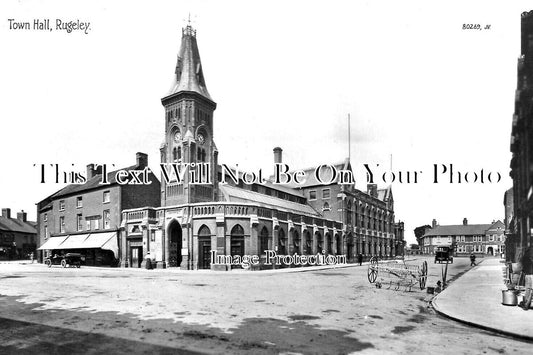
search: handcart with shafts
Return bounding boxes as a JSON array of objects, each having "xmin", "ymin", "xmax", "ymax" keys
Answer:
[{"xmin": 367, "ymin": 256, "xmax": 428, "ymax": 291}]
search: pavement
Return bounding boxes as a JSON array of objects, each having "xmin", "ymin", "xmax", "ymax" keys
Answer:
[
  {"xmin": 432, "ymin": 257, "xmax": 533, "ymax": 340},
  {"xmin": 0, "ymin": 260, "xmax": 35, "ymax": 264}
]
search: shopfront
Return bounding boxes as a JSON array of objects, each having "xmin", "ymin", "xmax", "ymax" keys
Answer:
[{"xmin": 38, "ymin": 232, "xmax": 119, "ymax": 266}]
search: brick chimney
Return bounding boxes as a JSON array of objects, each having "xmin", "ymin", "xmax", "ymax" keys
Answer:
[
  {"xmin": 87, "ymin": 164, "xmax": 103, "ymax": 179},
  {"xmin": 432, "ymin": 219, "xmax": 437, "ymax": 228},
  {"xmin": 463, "ymin": 218, "xmax": 468, "ymax": 226},
  {"xmin": 136, "ymin": 152, "xmax": 148, "ymax": 168},
  {"xmin": 367, "ymin": 183, "xmax": 378, "ymax": 198},
  {"xmin": 2, "ymin": 208, "xmax": 11, "ymax": 219},
  {"xmin": 16, "ymin": 210, "xmax": 27, "ymax": 222},
  {"xmin": 87, "ymin": 164, "xmax": 95, "ymax": 179},
  {"xmin": 273, "ymin": 147, "xmax": 282, "ymax": 165}
]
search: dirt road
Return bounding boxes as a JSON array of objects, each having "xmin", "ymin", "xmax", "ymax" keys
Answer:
[{"xmin": 0, "ymin": 257, "xmax": 530, "ymax": 354}]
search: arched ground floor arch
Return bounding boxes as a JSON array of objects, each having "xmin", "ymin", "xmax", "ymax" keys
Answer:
[{"xmin": 120, "ymin": 205, "xmax": 401, "ymax": 270}]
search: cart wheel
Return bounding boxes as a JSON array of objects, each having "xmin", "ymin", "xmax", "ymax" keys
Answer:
[
  {"xmin": 61, "ymin": 259, "xmax": 67, "ymax": 268},
  {"xmin": 419, "ymin": 260, "xmax": 428, "ymax": 290},
  {"xmin": 367, "ymin": 256, "xmax": 378, "ymax": 283},
  {"xmin": 45, "ymin": 259, "xmax": 51, "ymax": 268}
]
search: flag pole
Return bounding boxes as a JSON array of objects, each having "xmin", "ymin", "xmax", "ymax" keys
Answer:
[{"xmin": 348, "ymin": 114, "xmax": 351, "ymax": 163}]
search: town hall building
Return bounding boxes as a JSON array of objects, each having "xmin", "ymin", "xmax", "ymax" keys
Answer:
[{"xmin": 37, "ymin": 23, "xmax": 404, "ymax": 270}]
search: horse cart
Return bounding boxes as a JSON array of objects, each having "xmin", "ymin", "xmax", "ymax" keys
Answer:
[{"xmin": 367, "ymin": 256, "xmax": 428, "ymax": 291}]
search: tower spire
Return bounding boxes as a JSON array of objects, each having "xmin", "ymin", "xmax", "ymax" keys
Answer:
[
  {"xmin": 165, "ymin": 21, "xmax": 213, "ymax": 101},
  {"xmin": 161, "ymin": 23, "xmax": 218, "ymax": 206}
]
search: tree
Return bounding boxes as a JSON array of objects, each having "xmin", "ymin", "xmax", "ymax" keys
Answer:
[{"xmin": 414, "ymin": 225, "xmax": 431, "ymax": 247}]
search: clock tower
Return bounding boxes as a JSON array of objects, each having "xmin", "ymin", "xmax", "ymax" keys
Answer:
[{"xmin": 160, "ymin": 24, "xmax": 218, "ymax": 206}]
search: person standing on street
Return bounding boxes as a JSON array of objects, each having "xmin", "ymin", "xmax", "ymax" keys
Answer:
[
  {"xmin": 470, "ymin": 253, "xmax": 476, "ymax": 266},
  {"xmin": 357, "ymin": 253, "xmax": 363, "ymax": 266}
]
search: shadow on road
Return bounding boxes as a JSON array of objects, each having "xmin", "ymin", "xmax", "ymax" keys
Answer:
[{"xmin": 0, "ymin": 295, "xmax": 373, "ymax": 354}]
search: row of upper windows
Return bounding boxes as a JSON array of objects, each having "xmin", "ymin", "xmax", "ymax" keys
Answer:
[
  {"xmin": 429, "ymin": 235, "xmax": 504, "ymax": 242},
  {"xmin": 57, "ymin": 191, "xmax": 111, "ymax": 212},
  {"xmin": 456, "ymin": 245, "xmax": 491, "ymax": 252},
  {"xmin": 309, "ymin": 189, "xmax": 330, "ymax": 201},
  {"xmin": 171, "ymin": 146, "xmax": 207, "ymax": 163},
  {"xmin": 167, "ymin": 106, "xmax": 182, "ymax": 120},
  {"xmin": 55, "ymin": 210, "xmax": 111, "ymax": 234},
  {"xmin": 461, "ymin": 244, "xmax": 485, "ymax": 253},
  {"xmin": 166, "ymin": 105, "xmax": 211, "ymax": 123},
  {"xmin": 320, "ymin": 195, "xmax": 390, "ymax": 219}
]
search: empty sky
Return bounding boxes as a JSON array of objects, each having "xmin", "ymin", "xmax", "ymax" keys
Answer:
[{"xmin": 1, "ymin": 0, "xmax": 529, "ymax": 244}]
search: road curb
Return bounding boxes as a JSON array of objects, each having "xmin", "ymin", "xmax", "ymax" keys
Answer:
[
  {"xmin": 431, "ymin": 298, "xmax": 533, "ymax": 342},
  {"xmin": 430, "ymin": 259, "xmax": 533, "ymax": 342}
]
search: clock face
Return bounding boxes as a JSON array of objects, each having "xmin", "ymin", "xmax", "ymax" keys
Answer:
[
  {"xmin": 174, "ymin": 132, "xmax": 181, "ymax": 142},
  {"xmin": 197, "ymin": 133, "xmax": 205, "ymax": 145}
]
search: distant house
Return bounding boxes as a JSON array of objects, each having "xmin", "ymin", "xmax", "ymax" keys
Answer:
[
  {"xmin": 0, "ymin": 208, "xmax": 37, "ymax": 260},
  {"xmin": 422, "ymin": 218, "xmax": 505, "ymax": 256},
  {"xmin": 405, "ymin": 244, "xmax": 421, "ymax": 255}
]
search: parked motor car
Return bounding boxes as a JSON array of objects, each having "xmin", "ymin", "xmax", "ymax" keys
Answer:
[
  {"xmin": 44, "ymin": 253, "xmax": 82, "ymax": 268},
  {"xmin": 434, "ymin": 246, "xmax": 453, "ymax": 264}
]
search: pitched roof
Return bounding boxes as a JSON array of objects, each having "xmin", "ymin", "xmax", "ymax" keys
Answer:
[
  {"xmin": 487, "ymin": 220, "xmax": 505, "ymax": 231},
  {"xmin": 166, "ymin": 25, "xmax": 212, "ymax": 101},
  {"xmin": 423, "ymin": 224, "xmax": 491, "ymax": 237},
  {"xmin": 262, "ymin": 180, "xmax": 305, "ymax": 197},
  {"xmin": 219, "ymin": 185, "xmax": 320, "ymax": 216},
  {"xmin": 218, "ymin": 165, "xmax": 305, "ymax": 198},
  {"xmin": 282, "ymin": 159, "xmax": 349, "ymax": 189},
  {"xmin": 377, "ymin": 186, "xmax": 392, "ymax": 202},
  {"xmin": 43, "ymin": 162, "xmax": 156, "ymax": 202},
  {"xmin": 0, "ymin": 216, "xmax": 37, "ymax": 234}
]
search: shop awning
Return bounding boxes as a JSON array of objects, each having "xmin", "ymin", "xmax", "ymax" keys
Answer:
[
  {"xmin": 83, "ymin": 232, "xmax": 118, "ymax": 257},
  {"xmin": 59, "ymin": 234, "xmax": 90, "ymax": 249},
  {"xmin": 37, "ymin": 232, "xmax": 119, "ymax": 257},
  {"xmin": 37, "ymin": 236, "xmax": 69, "ymax": 250}
]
